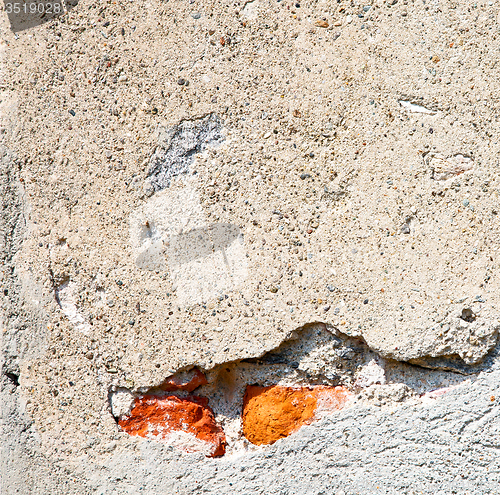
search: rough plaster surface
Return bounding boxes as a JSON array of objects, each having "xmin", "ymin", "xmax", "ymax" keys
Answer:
[
  {"xmin": 58, "ymin": 365, "xmax": 500, "ymax": 495},
  {"xmin": 2, "ymin": 0, "xmax": 500, "ymax": 493}
]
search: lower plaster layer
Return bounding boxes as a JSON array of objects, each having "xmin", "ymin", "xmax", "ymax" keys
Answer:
[{"xmin": 4, "ymin": 362, "xmax": 500, "ymax": 494}]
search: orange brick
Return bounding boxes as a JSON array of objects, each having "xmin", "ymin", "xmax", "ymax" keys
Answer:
[
  {"xmin": 242, "ymin": 385, "xmax": 351, "ymax": 445},
  {"xmin": 119, "ymin": 395, "xmax": 226, "ymax": 457}
]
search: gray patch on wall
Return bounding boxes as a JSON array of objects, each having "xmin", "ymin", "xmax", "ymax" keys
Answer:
[
  {"xmin": 147, "ymin": 114, "xmax": 224, "ymax": 191},
  {"xmin": 0, "ymin": 147, "xmax": 80, "ymax": 494}
]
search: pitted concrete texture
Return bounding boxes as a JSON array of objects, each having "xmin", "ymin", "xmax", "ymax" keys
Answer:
[
  {"xmin": 3, "ymin": 0, "xmax": 500, "ymax": 493},
  {"xmin": 6, "ymin": 0, "xmax": 500, "ymax": 389}
]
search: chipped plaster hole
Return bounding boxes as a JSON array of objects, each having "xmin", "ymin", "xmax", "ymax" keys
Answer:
[
  {"xmin": 461, "ymin": 308, "xmax": 476, "ymax": 323},
  {"xmin": 425, "ymin": 153, "xmax": 474, "ymax": 181},
  {"xmin": 110, "ymin": 323, "xmax": 473, "ymax": 456},
  {"xmin": 5, "ymin": 372, "xmax": 20, "ymax": 387},
  {"xmin": 399, "ymin": 100, "xmax": 437, "ymax": 115}
]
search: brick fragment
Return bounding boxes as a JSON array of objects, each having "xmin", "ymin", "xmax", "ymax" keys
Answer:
[
  {"xmin": 119, "ymin": 394, "xmax": 226, "ymax": 457},
  {"xmin": 242, "ymin": 385, "xmax": 351, "ymax": 445},
  {"xmin": 161, "ymin": 368, "xmax": 208, "ymax": 392}
]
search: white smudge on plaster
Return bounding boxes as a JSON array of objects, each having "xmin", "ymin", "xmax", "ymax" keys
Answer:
[
  {"xmin": 130, "ymin": 180, "xmax": 248, "ymax": 306},
  {"xmin": 110, "ymin": 388, "xmax": 135, "ymax": 418},
  {"xmin": 241, "ymin": 0, "xmax": 259, "ymax": 19},
  {"xmin": 54, "ymin": 281, "xmax": 91, "ymax": 334},
  {"xmin": 399, "ymin": 100, "xmax": 437, "ymax": 115}
]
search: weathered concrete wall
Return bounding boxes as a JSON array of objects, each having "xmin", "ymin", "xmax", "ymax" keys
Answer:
[{"xmin": 2, "ymin": 0, "xmax": 500, "ymax": 493}]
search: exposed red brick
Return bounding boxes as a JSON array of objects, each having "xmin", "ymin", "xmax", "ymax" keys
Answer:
[
  {"xmin": 242, "ymin": 385, "xmax": 352, "ymax": 446},
  {"xmin": 161, "ymin": 368, "xmax": 208, "ymax": 392},
  {"xmin": 118, "ymin": 395, "xmax": 226, "ymax": 457}
]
